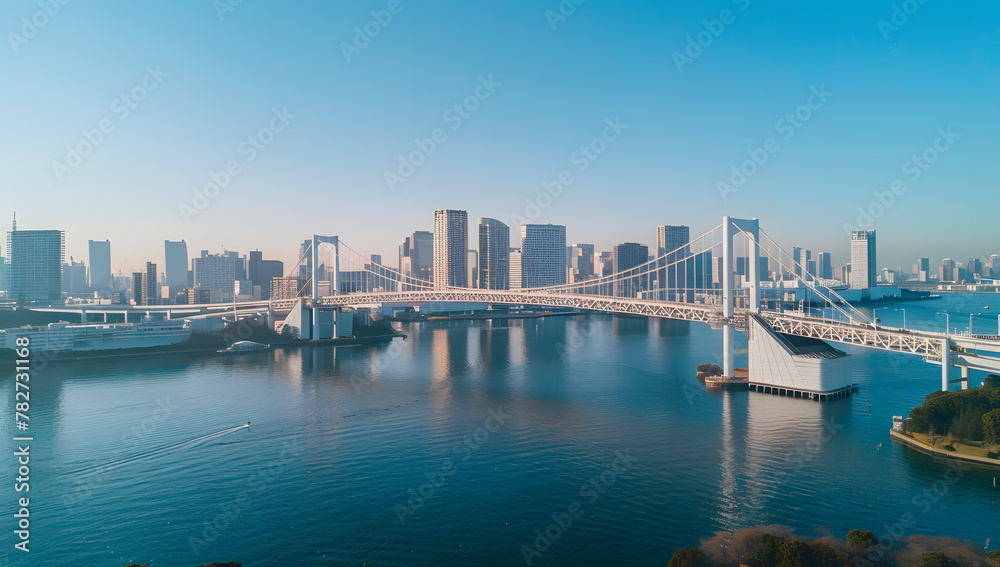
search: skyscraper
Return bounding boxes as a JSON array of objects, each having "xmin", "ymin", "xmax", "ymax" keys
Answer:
[
  {"xmin": 247, "ymin": 250, "xmax": 284, "ymax": 300},
  {"xmin": 164, "ymin": 240, "xmax": 188, "ymax": 288},
  {"xmin": 433, "ymin": 210, "xmax": 468, "ymax": 288},
  {"xmin": 520, "ymin": 224, "xmax": 566, "ymax": 288},
  {"xmin": 410, "ymin": 231, "xmax": 433, "ymax": 284},
  {"xmin": 132, "ymin": 271, "xmax": 146, "ymax": 305},
  {"xmin": 568, "ymin": 243, "xmax": 595, "ymax": 283},
  {"xmin": 62, "ymin": 258, "xmax": 88, "ymax": 295},
  {"xmin": 7, "ymin": 227, "xmax": 64, "ymax": 302},
  {"xmin": 509, "ymin": 249, "xmax": 522, "ymax": 290},
  {"xmin": 914, "ymin": 257, "xmax": 930, "ymax": 282},
  {"xmin": 478, "ymin": 217, "xmax": 509, "ymax": 290},
  {"xmin": 613, "ymin": 242, "xmax": 648, "ymax": 297},
  {"xmin": 0, "ymin": 252, "xmax": 7, "ymax": 294},
  {"xmin": 817, "ymin": 252, "xmax": 833, "ymax": 280},
  {"xmin": 193, "ymin": 250, "xmax": 238, "ymax": 300},
  {"xmin": 850, "ymin": 230, "xmax": 876, "ymax": 290},
  {"xmin": 657, "ymin": 225, "xmax": 690, "ymax": 257},
  {"xmin": 88, "ymin": 239, "xmax": 112, "ymax": 293},
  {"xmin": 145, "ymin": 261, "xmax": 159, "ymax": 305},
  {"xmin": 657, "ymin": 225, "xmax": 689, "ymax": 300}
]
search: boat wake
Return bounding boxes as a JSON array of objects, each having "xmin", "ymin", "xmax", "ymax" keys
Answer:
[{"xmin": 63, "ymin": 424, "xmax": 249, "ymax": 478}]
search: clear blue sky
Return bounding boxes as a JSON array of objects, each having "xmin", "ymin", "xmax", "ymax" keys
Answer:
[{"xmin": 1, "ymin": 1, "xmax": 998, "ymax": 274}]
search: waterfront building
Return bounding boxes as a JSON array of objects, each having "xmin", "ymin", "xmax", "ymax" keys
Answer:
[
  {"xmin": 520, "ymin": 224, "xmax": 566, "ymax": 288},
  {"xmin": 478, "ymin": 218, "xmax": 509, "ymax": 290},
  {"xmin": 433, "ymin": 210, "xmax": 468, "ymax": 288},
  {"xmin": 7, "ymin": 226, "xmax": 64, "ymax": 302}
]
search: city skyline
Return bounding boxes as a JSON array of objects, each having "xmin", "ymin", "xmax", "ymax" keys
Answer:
[
  {"xmin": 2, "ymin": 2, "xmax": 998, "ymax": 271},
  {"xmin": 3, "ymin": 209, "xmax": 996, "ymax": 287}
]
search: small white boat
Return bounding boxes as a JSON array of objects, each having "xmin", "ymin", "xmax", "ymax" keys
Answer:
[{"xmin": 217, "ymin": 341, "xmax": 270, "ymax": 354}]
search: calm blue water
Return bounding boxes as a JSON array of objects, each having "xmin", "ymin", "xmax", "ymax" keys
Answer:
[{"xmin": 3, "ymin": 294, "xmax": 1000, "ymax": 566}]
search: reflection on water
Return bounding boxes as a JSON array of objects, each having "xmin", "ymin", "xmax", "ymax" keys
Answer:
[
  {"xmin": 613, "ymin": 314, "xmax": 648, "ymax": 335},
  {"xmin": 7, "ymin": 298, "xmax": 1000, "ymax": 566}
]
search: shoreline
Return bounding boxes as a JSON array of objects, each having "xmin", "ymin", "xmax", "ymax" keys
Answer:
[{"xmin": 889, "ymin": 430, "xmax": 1000, "ymax": 468}]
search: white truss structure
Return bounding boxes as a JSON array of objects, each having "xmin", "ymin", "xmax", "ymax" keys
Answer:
[{"xmin": 316, "ymin": 290, "xmax": 723, "ymax": 324}]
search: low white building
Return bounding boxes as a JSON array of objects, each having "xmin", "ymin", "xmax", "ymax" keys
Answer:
[{"xmin": 747, "ymin": 314, "xmax": 853, "ymax": 400}]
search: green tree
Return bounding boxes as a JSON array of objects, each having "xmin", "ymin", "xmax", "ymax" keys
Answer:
[
  {"xmin": 986, "ymin": 550, "xmax": 1000, "ymax": 566},
  {"xmin": 983, "ymin": 409, "xmax": 1000, "ymax": 445},
  {"xmin": 777, "ymin": 539, "xmax": 806, "ymax": 567},
  {"xmin": 915, "ymin": 551, "xmax": 958, "ymax": 567},
  {"xmin": 846, "ymin": 530, "xmax": 878, "ymax": 554},
  {"xmin": 806, "ymin": 541, "xmax": 850, "ymax": 567},
  {"xmin": 985, "ymin": 374, "xmax": 1000, "ymax": 388},
  {"xmin": 924, "ymin": 390, "xmax": 948, "ymax": 404},
  {"xmin": 668, "ymin": 548, "xmax": 709, "ymax": 567},
  {"xmin": 745, "ymin": 533, "xmax": 784, "ymax": 567}
]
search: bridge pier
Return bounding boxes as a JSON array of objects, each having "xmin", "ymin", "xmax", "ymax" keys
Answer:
[
  {"xmin": 961, "ymin": 366, "xmax": 969, "ymax": 390},
  {"xmin": 720, "ymin": 216, "xmax": 759, "ymax": 378},
  {"xmin": 941, "ymin": 336, "xmax": 950, "ymax": 392}
]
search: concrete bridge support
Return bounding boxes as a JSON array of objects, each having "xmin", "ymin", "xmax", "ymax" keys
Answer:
[
  {"xmin": 721, "ymin": 216, "xmax": 760, "ymax": 378},
  {"xmin": 961, "ymin": 366, "xmax": 969, "ymax": 390},
  {"xmin": 941, "ymin": 337, "xmax": 950, "ymax": 392},
  {"xmin": 312, "ymin": 235, "xmax": 340, "ymax": 341}
]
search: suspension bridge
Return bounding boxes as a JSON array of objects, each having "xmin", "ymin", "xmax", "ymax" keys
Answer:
[{"xmin": 268, "ymin": 216, "xmax": 1000, "ymax": 394}]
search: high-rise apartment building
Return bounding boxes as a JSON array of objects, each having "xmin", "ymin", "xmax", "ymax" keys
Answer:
[
  {"xmin": 509, "ymin": 249, "xmax": 522, "ymax": 290},
  {"xmin": 193, "ymin": 250, "xmax": 239, "ymax": 298},
  {"xmin": 520, "ymin": 224, "xmax": 566, "ymax": 288},
  {"xmin": 433, "ymin": 210, "xmax": 468, "ymax": 288},
  {"xmin": 7, "ymin": 228, "xmax": 64, "ymax": 302},
  {"xmin": 850, "ymin": 230, "xmax": 876, "ymax": 289},
  {"xmin": 478, "ymin": 218, "xmax": 509, "ymax": 290}
]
